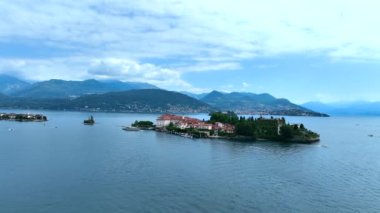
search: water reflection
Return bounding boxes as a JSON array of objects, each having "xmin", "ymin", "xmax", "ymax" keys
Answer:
[{"xmin": 0, "ymin": 111, "xmax": 380, "ymax": 212}]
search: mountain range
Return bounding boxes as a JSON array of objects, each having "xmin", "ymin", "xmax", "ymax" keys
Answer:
[
  {"xmin": 9, "ymin": 78, "xmax": 157, "ymax": 98},
  {"xmin": 0, "ymin": 75, "xmax": 31, "ymax": 95},
  {"xmin": 180, "ymin": 91, "xmax": 209, "ymax": 100},
  {"xmin": 0, "ymin": 75, "xmax": 327, "ymax": 116},
  {"xmin": 200, "ymin": 91, "xmax": 327, "ymax": 116},
  {"xmin": 0, "ymin": 89, "xmax": 212, "ymax": 113}
]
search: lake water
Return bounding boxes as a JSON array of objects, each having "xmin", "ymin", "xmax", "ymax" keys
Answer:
[{"xmin": 1, "ymin": 110, "xmax": 380, "ymax": 212}]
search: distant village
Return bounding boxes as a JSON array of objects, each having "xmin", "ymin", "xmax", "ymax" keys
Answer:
[{"xmin": 0, "ymin": 113, "xmax": 47, "ymax": 122}]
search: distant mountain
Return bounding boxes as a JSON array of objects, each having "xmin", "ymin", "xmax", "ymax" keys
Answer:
[
  {"xmin": 0, "ymin": 89, "xmax": 213, "ymax": 113},
  {"xmin": 302, "ymin": 101, "xmax": 380, "ymax": 116},
  {"xmin": 0, "ymin": 93, "xmax": 9, "ymax": 100},
  {"xmin": 13, "ymin": 79, "xmax": 158, "ymax": 98},
  {"xmin": 201, "ymin": 91, "xmax": 328, "ymax": 116},
  {"xmin": 0, "ymin": 75, "xmax": 30, "ymax": 95},
  {"xmin": 68, "ymin": 89, "xmax": 213, "ymax": 113},
  {"xmin": 180, "ymin": 91, "xmax": 209, "ymax": 100},
  {"xmin": 301, "ymin": 102, "xmax": 337, "ymax": 114}
]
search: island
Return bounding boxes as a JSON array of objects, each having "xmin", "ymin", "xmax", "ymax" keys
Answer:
[
  {"xmin": 154, "ymin": 112, "xmax": 320, "ymax": 143},
  {"xmin": 131, "ymin": 120, "xmax": 155, "ymax": 129},
  {"xmin": 122, "ymin": 120, "xmax": 155, "ymax": 131},
  {"xmin": 83, "ymin": 115, "xmax": 95, "ymax": 125},
  {"xmin": 0, "ymin": 113, "xmax": 47, "ymax": 122}
]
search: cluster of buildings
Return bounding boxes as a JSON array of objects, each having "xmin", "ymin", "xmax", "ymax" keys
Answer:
[
  {"xmin": 156, "ymin": 114, "xmax": 235, "ymax": 134},
  {"xmin": 0, "ymin": 113, "xmax": 47, "ymax": 122}
]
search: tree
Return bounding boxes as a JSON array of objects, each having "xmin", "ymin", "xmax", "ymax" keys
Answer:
[
  {"xmin": 132, "ymin": 120, "xmax": 154, "ymax": 128},
  {"xmin": 293, "ymin": 124, "xmax": 299, "ymax": 130},
  {"xmin": 300, "ymin": 123, "xmax": 305, "ymax": 129},
  {"xmin": 235, "ymin": 121, "xmax": 256, "ymax": 137},
  {"xmin": 280, "ymin": 125, "xmax": 294, "ymax": 139},
  {"xmin": 209, "ymin": 111, "xmax": 239, "ymax": 124}
]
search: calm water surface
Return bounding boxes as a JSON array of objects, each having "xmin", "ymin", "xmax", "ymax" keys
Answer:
[{"xmin": 0, "ymin": 110, "xmax": 380, "ymax": 212}]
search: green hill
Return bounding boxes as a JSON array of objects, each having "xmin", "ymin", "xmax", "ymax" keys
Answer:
[
  {"xmin": 0, "ymin": 75, "xmax": 30, "ymax": 95},
  {"xmin": 13, "ymin": 79, "xmax": 158, "ymax": 98},
  {"xmin": 0, "ymin": 89, "xmax": 213, "ymax": 113},
  {"xmin": 68, "ymin": 89, "xmax": 213, "ymax": 113}
]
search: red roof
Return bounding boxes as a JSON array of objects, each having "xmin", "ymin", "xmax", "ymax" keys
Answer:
[
  {"xmin": 157, "ymin": 114, "xmax": 234, "ymax": 131},
  {"xmin": 157, "ymin": 114, "xmax": 201, "ymax": 123}
]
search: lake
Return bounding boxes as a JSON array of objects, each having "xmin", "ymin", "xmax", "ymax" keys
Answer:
[{"xmin": 1, "ymin": 110, "xmax": 380, "ymax": 212}]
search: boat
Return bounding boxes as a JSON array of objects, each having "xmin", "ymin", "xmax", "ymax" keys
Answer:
[
  {"xmin": 122, "ymin": 126, "xmax": 140, "ymax": 131},
  {"xmin": 180, "ymin": 133, "xmax": 193, "ymax": 139},
  {"xmin": 84, "ymin": 115, "xmax": 95, "ymax": 125}
]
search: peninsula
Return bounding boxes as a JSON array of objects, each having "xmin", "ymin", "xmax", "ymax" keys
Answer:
[
  {"xmin": 0, "ymin": 113, "xmax": 47, "ymax": 122},
  {"xmin": 153, "ymin": 112, "xmax": 320, "ymax": 143}
]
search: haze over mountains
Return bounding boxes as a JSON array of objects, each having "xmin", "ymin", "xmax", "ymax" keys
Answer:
[
  {"xmin": 180, "ymin": 91, "xmax": 209, "ymax": 100},
  {"xmin": 0, "ymin": 74, "xmax": 327, "ymax": 115},
  {"xmin": 0, "ymin": 75, "xmax": 31, "ymax": 95},
  {"xmin": 302, "ymin": 101, "xmax": 380, "ymax": 116},
  {"xmin": 200, "ymin": 91, "xmax": 326, "ymax": 116}
]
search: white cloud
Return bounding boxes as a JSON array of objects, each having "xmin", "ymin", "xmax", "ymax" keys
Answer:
[
  {"xmin": 88, "ymin": 58, "xmax": 196, "ymax": 90},
  {"xmin": 178, "ymin": 62, "xmax": 241, "ymax": 72},
  {"xmin": 0, "ymin": 56, "xmax": 209, "ymax": 92},
  {"xmin": 2, "ymin": 0, "xmax": 380, "ymax": 62},
  {"xmin": 0, "ymin": 57, "xmax": 89, "ymax": 81},
  {"xmin": 1, "ymin": 0, "xmax": 380, "ymax": 94}
]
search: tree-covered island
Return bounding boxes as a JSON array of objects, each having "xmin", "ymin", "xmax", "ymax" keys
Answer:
[
  {"xmin": 131, "ymin": 120, "xmax": 155, "ymax": 130},
  {"xmin": 155, "ymin": 112, "xmax": 320, "ymax": 143}
]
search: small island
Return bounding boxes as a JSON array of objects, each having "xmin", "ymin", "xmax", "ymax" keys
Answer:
[
  {"xmin": 131, "ymin": 120, "xmax": 155, "ymax": 130},
  {"xmin": 0, "ymin": 113, "xmax": 47, "ymax": 122},
  {"xmin": 122, "ymin": 120, "xmax": 155, "ymax": 131},
  {"xmin": 154, "ymin": 112, "xmax": 320, "ymax": 143},
  {"xmin": 83, "ymin": 115, "xmax": 95, "ymax": 125}
]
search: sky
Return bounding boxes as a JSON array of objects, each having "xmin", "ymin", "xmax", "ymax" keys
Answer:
[{"xmin": 1, "ymin": 0, "xmax": 380, "ymax": 104}]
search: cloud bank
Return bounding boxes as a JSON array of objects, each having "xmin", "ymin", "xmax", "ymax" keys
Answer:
[{"xmin": 1, "ymin": 0, "xmax": 380, "ymax": 91}]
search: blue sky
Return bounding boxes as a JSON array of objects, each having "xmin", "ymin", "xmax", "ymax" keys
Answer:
[{"xmin": 0, "ymin": 0, "xmax": 380, "ymax": 103}]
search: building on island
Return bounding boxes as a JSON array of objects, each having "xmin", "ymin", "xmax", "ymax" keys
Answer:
[
  {"xmin": 156, "ymin": 114, "xmax": 212, "ymax": 130},
  {"xmin": 255, "ymin": 117, "xmax": 285, "ymax": 135},
  {"xmin": 156, "ymin": 113, "xmax": 318, "ymax": 142},
  {"xmin": 212, "ymin": 122, "xmax": 235, "ymax": 134},
  {"xmin": 156, "ymin": 114, "xmax": 234, "ymax": 133}
]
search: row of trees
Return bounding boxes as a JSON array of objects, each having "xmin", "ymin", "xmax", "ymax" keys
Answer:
[
  {"xmin": 209, "ymin": 111, "xmax": 239, "ymax": 124},
  {"xmin": 208, "ymin": 111, "xmax": 313, "ymax": 140},
  {"xmin": 209, "ymin": 111, "xmax": 258, "ymax": 138},
  {"xmin": 132, "ymin": 120, "xmax": 154, "ymax": 128}
]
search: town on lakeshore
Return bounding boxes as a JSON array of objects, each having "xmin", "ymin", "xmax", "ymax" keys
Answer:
[
  {"xmin": 0, "ymin": 113, "xmax": 47, "ymax": 122},
  {"xmin": 131, "ymin": 111, "xmax": 320, "ymax": 143}
]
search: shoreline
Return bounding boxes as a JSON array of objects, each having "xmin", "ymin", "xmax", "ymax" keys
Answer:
[
  {"xmin": 0, "ymin": 107, "xmax": 329, "ymax": 117},
  {"xmin": 154, "ymin": 128, "xmax": 319, "ymax": 144}
]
